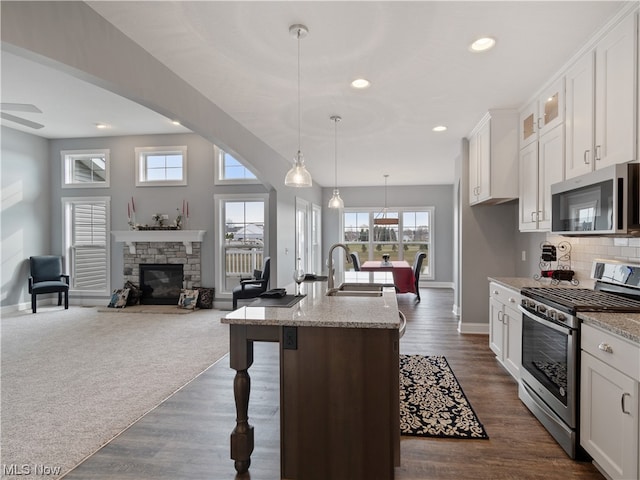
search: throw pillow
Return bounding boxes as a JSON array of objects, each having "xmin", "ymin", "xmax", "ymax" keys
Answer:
[
  {"xmin": 178, "ymin": 289, "xmax": 199, "ymax": 310},
  {"xmin": 124, "ymin": 281, "xmax": 141, "ymax": 306},
  {"xmin": 194, "ymin": 287, "xmax": 214, "ymax": 309},
  {"xmin": 108, "ymin": 288, "xmax": 130, "ymax": 308}
]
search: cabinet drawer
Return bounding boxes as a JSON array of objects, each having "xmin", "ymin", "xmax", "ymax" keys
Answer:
[
  {"xmin": 489, "ymin": 282, "xmax": 521, "ymax": 307},
  {"xmin": 581, "ymin": 323, "xmax": 640, "ymax": 381}
]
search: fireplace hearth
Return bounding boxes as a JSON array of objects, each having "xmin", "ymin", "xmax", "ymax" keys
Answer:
[{"xmin": 139, "ymin": 264, "xmax": 184, "ymax": 305}]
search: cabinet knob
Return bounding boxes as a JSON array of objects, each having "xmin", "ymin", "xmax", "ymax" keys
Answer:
[
  {"xmin": 598, "ymin": 342, "xmax": 613, "ymax": 354},
  {"xmin": 508, "ymin": 297, "xmax": 516, "ymax": 303},
  {"xmin": 492, "ymin": 290, "xmax": 499, "ymax": 295}
]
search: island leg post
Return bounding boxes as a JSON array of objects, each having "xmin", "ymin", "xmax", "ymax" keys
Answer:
[{"xmin": 229, "ymin": 325, "xmax": 254, "ymax": 474}]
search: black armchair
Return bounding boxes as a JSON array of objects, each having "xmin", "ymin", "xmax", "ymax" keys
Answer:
[
  {"xmin": 232, "ymin": 257, "xmax": 271, "ymax": 309},
  {"xmin": 29, "ymin": 255, "xmax": 69, "ymax": 313},
  {"xmin": 413, "ymin": 252, "xmax": 427, "ymax": 302},
  {"xmin": 350, "ymin": 252, "xmax": 361, "ymax": 271}
]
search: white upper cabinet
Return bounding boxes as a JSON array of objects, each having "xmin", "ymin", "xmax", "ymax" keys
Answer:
[
  {"xmin": 566, "ymin": 12, "xmax": 638, "ymax": 179},
  {"xmin": 565, "ymin": 52, "xmax": 596, "ymax": 179},
  {"xmin": 519, "ymin": 78, "xmax": 565, "ymax": 149},
  {"xmin": 468, "ymin": 110, "xmax": 519, "ymax": 206},
  {"xmin": 519, "ymin": 125, "xmax": 564, "ymax": 231}
]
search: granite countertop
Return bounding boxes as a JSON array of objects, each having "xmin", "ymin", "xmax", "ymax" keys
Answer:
[
  {"xmin": 488, "ymin": 276, "xmax": 640, "ymax": 346},
  {"xmin": 222, "ymin": 272, "xmax": 400, "ymax": 329}
]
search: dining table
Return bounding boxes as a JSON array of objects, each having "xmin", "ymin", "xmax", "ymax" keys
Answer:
[{"xmin": 360, "ymin": 260, "xmax": 416, "ymax": 294}]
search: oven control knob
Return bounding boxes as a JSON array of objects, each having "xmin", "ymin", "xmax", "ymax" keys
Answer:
[
  {"xmin": 536, "ymin": 304, "xmax": 547, "ymax": 314},
  {"xmin": 548, "ymin": 309, "xmax": 557, "ymax": 320},
  {"xmin": 556, "ymin": 313, "xmax": 566, "ymax": 322}
]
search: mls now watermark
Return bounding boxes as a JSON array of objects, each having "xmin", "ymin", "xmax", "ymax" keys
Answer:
[{"xmin": 2, "ymin": 464, "xmax": 62, "ymax": 476}]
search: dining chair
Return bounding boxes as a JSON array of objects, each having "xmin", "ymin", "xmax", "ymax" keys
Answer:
[
  {"xmin": 350, "ymin": 252, "xmax": 361, "ymax": 271},
  {"xmin": 28, "ymin": 255, "xmax": 70, "ymax": 313},
  {"xmin": 413, "ymin": 252, "xmax": 427, "ymax": 302},
  {"xmin": 232, "ymin": 257, "xmax": 271, "ymax": 309}
]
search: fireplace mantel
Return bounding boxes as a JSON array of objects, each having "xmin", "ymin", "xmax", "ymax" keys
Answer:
[{"xmin": 112, "ymin": 230, "xmax": 206, "ymax": 254}]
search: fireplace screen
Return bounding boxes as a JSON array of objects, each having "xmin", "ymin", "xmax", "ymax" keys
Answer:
[{"xmin": 139, "ymin": 264, "xmax": 184, "ymax": 305}]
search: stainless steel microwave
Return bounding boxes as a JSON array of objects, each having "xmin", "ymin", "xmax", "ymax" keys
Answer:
[{"xmin": 551, "ymin": 163, "xmax": 640, "ymax": 236}]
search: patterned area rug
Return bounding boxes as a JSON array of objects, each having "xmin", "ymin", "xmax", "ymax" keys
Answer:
[{"xmin": 400, "ymin": 354, "xmax": 489, "ymax": 439}]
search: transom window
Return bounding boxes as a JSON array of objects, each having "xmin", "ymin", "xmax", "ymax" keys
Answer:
[
  {"xmin": 214, "ymin": 146, "xmax": 259, "ymax": 184},
  {"xmin": 62, "ymin": 149, "xmax": 110, "ymax": 188},
  {"xmin": 135, "ymin": 146, "xmax": 187, "ymax": 186},
  {"xmin": 344, "ymin": 208, "xmax": 434, "ymax": 280}
]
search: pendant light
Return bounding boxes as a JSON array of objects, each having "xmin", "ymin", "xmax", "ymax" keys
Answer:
[
  {"xmin": 328, "ymin": 115, "xmax": 344, "ymax": 209},
  {"xmin": 284, "ymin": 24, "xmax": 313, "ymax": 188},
  {"xmin": 374, "ymin": 174, "xmax": 399, "ymax": 225}
]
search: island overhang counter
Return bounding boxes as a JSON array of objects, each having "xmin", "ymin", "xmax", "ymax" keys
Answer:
[{"xmin": 222, "ymin": 278, "xmax": 401, "ymax": 479}]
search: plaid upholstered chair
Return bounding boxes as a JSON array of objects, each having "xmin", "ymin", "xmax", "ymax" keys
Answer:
[{"xmin": 28, "ymin": 256, "xmax": 69, "ymax": 313}]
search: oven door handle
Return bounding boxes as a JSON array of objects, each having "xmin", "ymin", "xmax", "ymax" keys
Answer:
[{"xmin": 518, "ymin": 305, "xmax": 573, "ymax": 334}]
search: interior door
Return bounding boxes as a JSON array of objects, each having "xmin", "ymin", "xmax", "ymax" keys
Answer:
[{"xmin": 295, "ymin": 197, "xmax": 310, "ymax": 273}]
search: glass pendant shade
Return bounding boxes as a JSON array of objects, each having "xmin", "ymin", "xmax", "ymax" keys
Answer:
[
  {"xmin": 328, "ymin": 189, "xmax": 344, "ymax": 209},
  {"xmin": 285, "ymin": 151, "xmax": 312, "ymax": 187}
]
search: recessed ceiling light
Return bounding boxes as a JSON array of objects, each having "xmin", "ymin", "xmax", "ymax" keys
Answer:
[
  {"xmin": 432, "ymin": 125, "xmax": 447, "ymax": 132},
  {"xmin": 95, "ymin": 123, "xmax": 109, "ymax": 129},
  {"xmin": 172, "ymin": 120, "xmax": 181, "ymax": 126},
  {"xmin": 470, "ymin": 37, "xmax": 496, "ymax": 52},
  {"xmin": 351, "ymin": 78, "xmax": 371, "ymax": 89}
]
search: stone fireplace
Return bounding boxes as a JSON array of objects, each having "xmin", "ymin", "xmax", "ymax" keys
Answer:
[
  {"xmin": 139, "ymin": 263, "xmax": 184, "ymax": 304},
  {"xmin": 112, "ymin": 230, "xmax": 206, "ymax": 302}
]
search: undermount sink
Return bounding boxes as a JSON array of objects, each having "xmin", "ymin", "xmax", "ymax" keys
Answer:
[{"xmin": 325, "ymin": 283, "xmax": 385, "ymax": 297}]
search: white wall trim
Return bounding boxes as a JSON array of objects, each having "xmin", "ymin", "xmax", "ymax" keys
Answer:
[
  {"xmin": 421, "ymin": 281, "xmax": 454, "ymax": 289},
  {"xmin": 457, "ymin": 321, "xmax": 489, "ymax": 335}
]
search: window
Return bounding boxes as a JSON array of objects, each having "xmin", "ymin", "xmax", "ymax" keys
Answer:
[
  {"xmin": 215, "ymin": 194, "xmax": 268, "ymax": 293},
  {"xmin": 62, "ymin": 197, "xmax": 110, "ymax": 294},
  {"xmin": 62, "ymin": 149, "xmax": 110, "ymax": 188},
  {"xmin": 343, "ymin": 208, "xmax": 434, "ymax": 280},
  {"xmin": 214, "ymin": 146, "xmax": 259, "ymax": 184},
  {"xmin": 135, "ymin": 146, "xmax": 187, "ymax": 186}
]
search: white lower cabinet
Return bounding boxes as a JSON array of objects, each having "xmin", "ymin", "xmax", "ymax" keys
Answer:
[
  {"xmin": 580, "ymin": 323, "xmax": 639, "ymax": 480},
  {"xmin": 489, "ymin": 282, "xmax": 522, "ymax": 380}
]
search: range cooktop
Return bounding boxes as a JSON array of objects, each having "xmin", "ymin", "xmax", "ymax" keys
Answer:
[{"xmin": 522, "ymin": 286, "xmax": 640, "ymax": 313}]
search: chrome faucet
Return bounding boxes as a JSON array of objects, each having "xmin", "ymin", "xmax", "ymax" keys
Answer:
[{"xmin": 327, "ymin": 243, "xmax": 352, "ymax": 290}]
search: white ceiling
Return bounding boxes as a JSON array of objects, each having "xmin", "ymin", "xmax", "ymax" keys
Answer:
[{"xmin": 1, "ymin": 1, "xmax": 627, "ymax": 187}]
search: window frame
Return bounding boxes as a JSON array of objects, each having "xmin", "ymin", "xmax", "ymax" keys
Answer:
[
  {"xmin": 61, "ymin": 149, "xmax": 110, "ymax": 188},
  {"xmin": 135, "ymin": 145, "xmax": 187, "ymax": 187},
  {"xmin": 62, "ymin": 196, "xmax": 111, "ymax": 296},
  {"xmin": 214, "ymin": 145, "xmax": 260, "ymax": 185},
  {"xmin": 214, "ymin": 193, "xmax": 270, "ymax": 297},
  {"xmin": 343, "ymin": 206, "xmax": 435, "ymax": 281}
]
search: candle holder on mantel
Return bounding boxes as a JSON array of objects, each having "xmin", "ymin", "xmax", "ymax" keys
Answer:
[{"xmin": 533, "ymin": 241, "xmax": 579, "ymax": 285}]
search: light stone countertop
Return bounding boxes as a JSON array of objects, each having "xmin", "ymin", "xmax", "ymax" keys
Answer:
[
  {"xmin": 488, "ymin": 276, "xmax": 640, "ymax": 346},
  {"xmin": 222, "ymin": 272, "xmax": 400, "ymax": 329}
]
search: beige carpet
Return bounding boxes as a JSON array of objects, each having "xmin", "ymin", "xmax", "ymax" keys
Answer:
[{"xmin": 1, "ymin": 305, "xmax": 230, "ymax": 480}]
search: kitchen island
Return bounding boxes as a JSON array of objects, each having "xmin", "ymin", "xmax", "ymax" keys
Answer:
[{"xmin": 222, "ymin": 274, "xmax": 401, "ymax": 479}]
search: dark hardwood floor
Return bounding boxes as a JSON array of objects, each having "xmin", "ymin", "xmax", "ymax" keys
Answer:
[{"xmin": 62, "ymin": 289, "xmax": 604, "ymax": 480}]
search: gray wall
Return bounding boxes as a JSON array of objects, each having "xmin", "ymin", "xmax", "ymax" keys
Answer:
[
  {"xmin": 1, "ymin": 127, "xmax": 51, "ymax": 308},
  {"xmin": 322, "ymin": 184, "xmax": 455, "ymax": 284}
]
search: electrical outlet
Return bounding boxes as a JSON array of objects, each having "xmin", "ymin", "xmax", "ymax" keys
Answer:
[{"xmin": 161, "ymin": 214, "xmax": 169, "ymax": 220}]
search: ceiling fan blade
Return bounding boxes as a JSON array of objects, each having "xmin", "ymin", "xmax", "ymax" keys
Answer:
[
  {"xmin": 0, "ymin": 103, "xmax": 42, "ymax": 114},
  {"xmin": 0, "ymin": 112, "xmax": 45, "ymax": 129}
]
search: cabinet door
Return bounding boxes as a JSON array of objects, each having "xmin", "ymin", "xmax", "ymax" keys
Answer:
[
  {"xmin": 503, "ymin": 304, "xmax": 522, "ymax": 380},
  {"xmin": 538, "ymin": 77, "xmax": 565, "ymax": 137},
  {"xmin": 595, "ymin": 13, "xmax": 637, "ymax": 168},
  {"xmin": 519, "ymin": 100, "xmax": 538, "ymax": 148},
  {"xmin": 565, "ymin": 51, "xmax": 595, "ymax": 179},
  {"xmin": 581, "ymin": 352, "xmax": 638, "ymax": 480},
  {"xmin": 477, "ymin": 120, "xmax": 491, "ymax": 203},
  {"xmin": 538, "ymin": 125, "xmax": 565, "ymax": 230},
  {"xmin": 519, "ymin": 141, "xmax": 539, "ymax": 231},
  {"xmin": 489, "ymin": 296, "xmax": 504, "ymax": 359},
  {"xmin": 469, "ymin": 133, "xmax": 479, "ymax": 204}
]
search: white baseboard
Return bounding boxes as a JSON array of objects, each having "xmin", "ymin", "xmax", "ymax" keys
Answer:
[
  {"xmin": 452, "ymin": 304, "xmax": 461, "ymax": 316},
  {"xmin": 457, "ymin": 320, "xmax": 489, "ymax": 335},
  {"xmin": 421, "ymin": 281, "xmax": 454, "ymax": 289}
]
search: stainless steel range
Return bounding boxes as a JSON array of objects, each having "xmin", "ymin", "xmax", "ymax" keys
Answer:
[{"xmin": 519, "ymin": 260, "xmax": 640, "ymax": 459}]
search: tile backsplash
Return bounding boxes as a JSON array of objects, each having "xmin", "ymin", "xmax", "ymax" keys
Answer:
[{"xmin": 521, "ymin": 233, "xmax": 640, "ymax": 288}]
